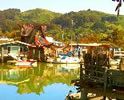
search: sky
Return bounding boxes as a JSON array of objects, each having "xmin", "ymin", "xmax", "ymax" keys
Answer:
[{"xmin": 0, "ymin": 0, "xmax": 124, "ymax": 15}]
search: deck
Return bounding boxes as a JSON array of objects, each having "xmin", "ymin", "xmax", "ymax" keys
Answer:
[{"xmin": 71, "ymin": 62, "xmax": 124, "ymax": 100}]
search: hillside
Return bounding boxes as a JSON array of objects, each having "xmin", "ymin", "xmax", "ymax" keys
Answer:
[
  {"xmin": 0, "ymin": 8, "xmax": 61, "ymax": 32},
  {"xmin": 0, "ymin": 8, "xmax": 124, "ymax": 48},
  {"xmin": 21, "ymin": 8, "xmax": 61, "ymax": 23}
]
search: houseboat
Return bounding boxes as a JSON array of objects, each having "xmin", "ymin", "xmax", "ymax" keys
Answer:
[{"xmin": 0, "ymin": 40, "xmax": 40, "ymax": 66}]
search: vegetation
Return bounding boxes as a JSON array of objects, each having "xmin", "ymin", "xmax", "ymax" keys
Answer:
[{"xmin": 0, "ymin": 8, "xmax": 124, "ymax": 48}]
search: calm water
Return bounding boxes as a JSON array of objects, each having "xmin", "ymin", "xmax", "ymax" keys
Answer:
[{"xmin": 0, "ymin": 63, "xmax": 80, "ymax": 100}]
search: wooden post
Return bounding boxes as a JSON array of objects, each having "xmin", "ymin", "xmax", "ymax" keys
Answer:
[
  {"xmin": 1, "ymin": 47, "xmax": 4, "ymax": 63},
  {"xmin": 81, "ymin": 88, "xmax": 88, "ymax": 100},
  {"xmin": 38, "ymin": 49, "xmax": 41, "ymax": 61},
  {"xmin": 80, "ymin": 60, "xmax": 88, "ymax": 100},
  {"xmin": 103, "ymin": 67, "xmax": 108, "ymax": 99},
  {"xmin": 33, "ymin": 49, "xmax": 35, "ymax": 59}
]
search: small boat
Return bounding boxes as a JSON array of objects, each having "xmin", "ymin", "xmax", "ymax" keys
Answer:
[
  {"xmin": 54, "ymin": 56, "xmax": 80, "ymax": 64},
  {"xmin": 110, "ymin": 58, "xmax": 121, "ymax": 65},
  {"xmin": 15, "ymin": 59, "xmax": 37, "ymax": 67},
  {"xmin": 109, "ymin": 58, "xmax": 121, "ymax": 69}
]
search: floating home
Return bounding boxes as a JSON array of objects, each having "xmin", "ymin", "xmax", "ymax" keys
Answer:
[
  {"xmin": 0, "ymin": 40, "xmax": 45, "ymax": 63},
  {"xmin": 69, "ymin": 43, "xmax": 124, "ymax": 58}
]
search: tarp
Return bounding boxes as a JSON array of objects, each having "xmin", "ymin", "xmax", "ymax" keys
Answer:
[{"xmin": 35, "ymin": 33, "xmax": 51, "ymax": 47}]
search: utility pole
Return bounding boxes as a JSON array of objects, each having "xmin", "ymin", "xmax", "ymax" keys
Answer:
[{"xmin": 70, "ymin": 19, "xmax": 74, "ymax": 52}]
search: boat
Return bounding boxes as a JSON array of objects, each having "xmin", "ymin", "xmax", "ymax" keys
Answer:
[
  {"xmin": 109, "ymin": 58, "xmax": 121, "ymax": 69},
  {"xmin": 54, "ymin": 56, "xmax": 80, "ymax": 64},
  {"xmin": 15, "ymin": 59, "xmax": 37, "ymax": 67}
]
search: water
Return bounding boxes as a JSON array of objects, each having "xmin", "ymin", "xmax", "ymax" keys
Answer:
[{"xmin": 0, "ymin": 63, "xmax": 80, "ymax": 100}]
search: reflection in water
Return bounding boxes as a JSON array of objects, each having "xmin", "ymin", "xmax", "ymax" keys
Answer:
[{"xmin": 0, "ymin": 63, "xmax": 79, "ymax": 100}]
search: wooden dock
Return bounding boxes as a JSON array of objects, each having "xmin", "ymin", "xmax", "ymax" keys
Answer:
[{"xmin": 71, "ymin": 62, "xmax": 124, "ymax": 100}]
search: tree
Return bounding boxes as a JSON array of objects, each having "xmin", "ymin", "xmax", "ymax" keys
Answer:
[
  {"xmin": 101, "ymin": 15, "xmax": 118, "ymax": 23},
  {"xmin": 106, "ymin": 23, "xmax": 124, "ymax": 47},
  {"xmin": 52, "ymin": 16, "xmax": 72, "ymax": 28},
  {"xmin": 112, "ymin": 0, "xmax": 124, "ymax": 16},
  {"xmin": 91, "ymin": 21, "xmax": 107, "ymax": 33}
]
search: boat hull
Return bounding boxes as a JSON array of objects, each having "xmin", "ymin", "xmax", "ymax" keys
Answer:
[{"xmin": 15, "ymin": 61, "xmax": 37, "ymax": 67}]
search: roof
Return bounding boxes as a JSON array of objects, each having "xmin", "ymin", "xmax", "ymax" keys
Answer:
[
  {"xmin": 0, "ymin": 40, "xmax": 37, "ymax": 48},
  {"xmin": 69, "ymin": 43, "xmax": 110, "ymax": 47},
  {"xmin": 0, "ymin": 37, "xmax": 13, "ymax": 41}
]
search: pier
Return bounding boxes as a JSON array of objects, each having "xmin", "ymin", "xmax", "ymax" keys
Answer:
[{"xmin": 71, "ymin": 61, "xmax": 124, "ymax": 100}]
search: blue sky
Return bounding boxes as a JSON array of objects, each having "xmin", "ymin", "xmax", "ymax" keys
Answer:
[{"xmin": 1, "ymin": 0, "xmax": 124, "ymax": 15}]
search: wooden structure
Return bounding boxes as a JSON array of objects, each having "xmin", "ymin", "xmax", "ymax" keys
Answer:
[
  {"xmin": 69, "ymin": 43, "xmax": 124, "ymax": 100},
  {"xmin": 18, "ymin": 23, "xmax": 59, "ymax": 61},
  {"xmin": 69, "ymin": 43, "xmax": 111, "ymax": 56},
  {"xmin": 114, "ymin": 51, "xmax": 124, "ymax": 57},
  {"xmin": 0, "ymin": 40, "xmax": 45, "ymax": 62},
  {"xmin": 71, "ymin": 57, "xmax": 124, "ymax": 100}
]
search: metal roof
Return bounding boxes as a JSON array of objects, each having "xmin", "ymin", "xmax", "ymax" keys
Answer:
[
  {"xmin": 69, "ymin": 43, "xmax": 110, "ymax": 47},
  {"xmin": 0, "ymin": 40, "xmax": 37, "ymax": 48}
]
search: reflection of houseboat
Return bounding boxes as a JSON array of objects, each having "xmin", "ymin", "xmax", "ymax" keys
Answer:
[
  {"xmin": 59, "ymin": 64, "xmax": 80, "ymax": 72},
  {"xmin": 0, "ymin": 67, "xmax": 32, "ymax": 85}
]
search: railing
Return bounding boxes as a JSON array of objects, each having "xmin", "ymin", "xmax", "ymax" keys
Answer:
[{"xmin": 114, "ymin": 51, "xmax": 124, "ymax": 57}]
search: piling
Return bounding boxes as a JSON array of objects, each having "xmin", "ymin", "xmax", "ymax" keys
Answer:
[{"xmin": 80, "ymin": 60, "xmax": 88, "ymax": 100}]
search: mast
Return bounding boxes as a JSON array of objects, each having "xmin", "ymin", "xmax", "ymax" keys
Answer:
[{"xmin": 71, "ymin": 19, "xmax": 74, "ymax": 52}]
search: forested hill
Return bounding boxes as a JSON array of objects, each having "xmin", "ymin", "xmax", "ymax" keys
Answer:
[
  {"xmin": 0, "ymin": 8, "xmax": 124, "ymax": 47},
  {"xmin": 21, "ymin": 8, "xmax": 61, "ymax": 23},
  {"xmin": 0, "ymin": 8, "xmax": 61, "ymax": 32}
]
